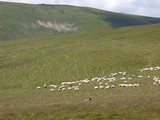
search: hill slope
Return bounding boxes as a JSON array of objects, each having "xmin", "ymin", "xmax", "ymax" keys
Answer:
[
  {"xmin": 0, "ymin": 24, "xmax": 160, "ymax": 119},
  {"xmin": 1, "ymin": 2, "xmax": 160, "ymax": 40}
]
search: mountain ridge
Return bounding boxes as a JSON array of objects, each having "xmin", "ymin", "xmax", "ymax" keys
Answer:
[{"xmin": 0, "ymin": 1, "xmax": 160, "ymax": 40}]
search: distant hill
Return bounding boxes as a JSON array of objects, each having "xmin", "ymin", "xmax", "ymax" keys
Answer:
[{"xmin": 0, "ymin": 1, "xmax": 160, "ymax": 40}]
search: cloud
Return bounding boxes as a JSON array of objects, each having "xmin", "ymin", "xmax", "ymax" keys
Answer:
[{"xmin": 1, "ymin": 0, "xmax": 160, "ymax": 17}]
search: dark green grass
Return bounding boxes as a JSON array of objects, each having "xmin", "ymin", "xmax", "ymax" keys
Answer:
[
  {"xmin": 0, "ymin": 24, "xmax": 160, "ymax": 119},
  {"xmin": 0, "ymin": 1, "xmax": 160, "ymax": 40}
]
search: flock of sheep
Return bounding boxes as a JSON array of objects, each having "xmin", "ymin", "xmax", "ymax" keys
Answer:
[{"xmin": 36, "ymin": 66, "xmax": 160, "ymax": 92}]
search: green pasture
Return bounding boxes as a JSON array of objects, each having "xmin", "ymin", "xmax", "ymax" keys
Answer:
[{"xmin": 0, "ymin": 24, "xmax": 160, "ymax": 119}]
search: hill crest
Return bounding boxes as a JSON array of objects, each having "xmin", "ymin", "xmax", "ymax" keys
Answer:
[{"xmin": 0, "ymin": 1, "xmax": 160, "ymax": 40}]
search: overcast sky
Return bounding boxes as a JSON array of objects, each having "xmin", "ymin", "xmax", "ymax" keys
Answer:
[{"xmin": 1, "ymin": 0, "xmax": 160, "ymax": 18}]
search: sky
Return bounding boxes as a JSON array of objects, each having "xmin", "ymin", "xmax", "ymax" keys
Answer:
[{"xmin": 1, "ymin": 0, "xmax": 160, "ymax": 18}]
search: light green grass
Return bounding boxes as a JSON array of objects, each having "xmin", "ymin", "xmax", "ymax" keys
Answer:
[{"xmin": 0, "ymin": 24, "xmax": 160, "ymax": 119}]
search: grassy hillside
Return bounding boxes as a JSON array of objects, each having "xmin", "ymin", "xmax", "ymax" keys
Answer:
[
  {"xmin": 1, "ymin": 2, "xmax": 160, "ymax": 40},
  {"xmin": 0, "ymin": 24, "xmax": 160, "ymax": 119}
]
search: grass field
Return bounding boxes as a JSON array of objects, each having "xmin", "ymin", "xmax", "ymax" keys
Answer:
[{"xmin": 0, "ymin": 24, "xmax": 160, "ymax": 119}]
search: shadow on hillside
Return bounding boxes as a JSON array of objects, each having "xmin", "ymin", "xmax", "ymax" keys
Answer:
[{"xmin": 90, "ymin": 11, "xmax": 160, "ymax": 28}]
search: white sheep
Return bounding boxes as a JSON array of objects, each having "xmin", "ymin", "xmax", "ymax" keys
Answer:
[
  {"xmin": 61, "ymin": 82, "xmax": 66, "ymax": 85},
  {"xmin": 109, "ymin": 77, "xmax": 116, "ymax": 82},
  {"xmin": 138, "ymin": 75, "xmax": 143, "ymax": 78},
  {"xmin": 97, "ymin": 78, "xmax": 102, "ymax": 82},
  {"xmin": 62, "ymin": 88, "xmax": 65, "ymax": 91},
  {"xmin": 111, "ymin": 85, "xmax": 115, "ymax": 88},
  {"xmin": 119, "ymin": 84, "xmax": 127, "ymax": 87},
  {"xmin": 153, "ymin": 82, "xmax": 158, "ymax": 86},
  {"xmin": 94, "ymin": 86, "xmax": 98, "ymax": 89},
  {"xmin": 68, "ymin": 87, "xmax": 72, "ymax": 90},
  {"xmin": 128, "ymin": 84, "xmax": 133, "ymax": 87},
  {"xmin": 133, "ymin": 84, "xmax": 139, "ymax": 87},
  {"xmin": 119, "ymin": 84, "xmax": 123, "ymax": 87},
  {"xmin": 78, "ymin": 83, "xmax": 82, "ymax": 86},
  {"xmin": 74, "ymin": 88, "xmax": 79, "ymax": 91},
  {"xmin": 128, "ymin": 77, "xmax": 132, "ymax": 80},
  {"xmin": 99, "ymin": 82, "xmax": 103, "ymax": 85},
  {"xmin": 44, "ymin": 84, "xmax": 47, "ymax": 88},
  {"xmin": 72, "ymin": 86, "xmax": 80, "ymax": 91},
  {"xmin": 50, "ymin": 89, "xmax": 55, "ymax": 92},
  {"xmin": 121, "ymin": 77, "xmax": 126, "ymax": 80},
  {"xmin": 92, "ymin": 77, "xmax": 98, "ymax": 81},
  {"xmin": 119, "ymin": 72, "xmax": 123, "ymax": 74},
  {"xmin": 122, "ymin": 72, "xmax": 127, "ymax": 76},
  {"xmin": 36, "ymin": 86, "xmax": 41, "ymax": 89},
  {"xmin": 119, "ymin": 83, "xmax": 139, "ymax": 87},
  {"xmin": 49, "ymin": 85, "xmax": 57, "ymax": 88},
  {"xmin": 99, "ymin": 86, "xmax": 104, "ymax": 89},
  {"xmin": 105, "ymin": 83, "xmax": 108, "ymax": 86},
  {"xmin": 158, "ymin": 80, "xmax": 160, "ymax": 84},
  {"xmin": 105, "ymin": 85, "xmax": 110, "ymax": 89}
]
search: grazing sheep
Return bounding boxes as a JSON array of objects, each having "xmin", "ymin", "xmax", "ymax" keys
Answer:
[
  {"xmin": 153, "ymin": 82, "xmax": 158, "ymax": 86},
  {"xmin": 140, "ymin": 70, "xmax": 143, "ymax": 72},
  {"xmin": 111, "ymin": 85, "xmax": 115, "ymax": 88},
  {"xmin": 133, "ymin": 84, "xmax": 139, "ymax": 87},
  {"xmin": 110, "ymin": 73, "xmax": 117, "ymax": 77},
  {"xmin": 150, "ymin": 67, "xmax": 154, "ymax": 71},
  {"xmin": 105, "ymin": 85, "xmax": 110, "ymax": 89},
  {"xmin": 49, "ymin": 85, "xmax": 57, "ymax": 88},
  {"xmin": 138, "ymin": 75, "xmax": 143, "ymax": 78},
  {"xmin": 44, "ymin": 84, "xmax": 47, "ymax": 88},
  {"xmin": 61, "ymin": 85, "xmax": 65, "ymax": 88},
  {"xmin": 84, "ymin": 98, "xmax": 92, "ymax": 102},
  {"xmin": 50, "ymin": 89, "xmax": 55, "ymax": 92},
  {"xmin": 128, "ymin": 77, "xmax": 133, "ymax": 80},
  {"xmin": 155, "ymin": 66, "xmax": 160, "ymax": 70},
  {"xmin": 119, "ymin": 84, "xmax": 139, "ymax": 87},
  {"xmin": 36, "ymin": 86, "xmax": 41, "ymax": 89},
  {"xmin": 74, "ymin": 88, "xmax": 79, "ymax": 91},
  {"xmin": 119, "ymin": 84, "xmax": 125, "ymax": 87},
  {"xmin": 121, "ymin": 77, "xmax": 126, "ymax": 80},
  {"xmin": 92, "ymin": 77, "xmax": 98, "ymax": 81},
  {"xmin": 99, "ymin": 82, "xmax": 103, "ymax": 85},
  {"xmin": 97, "ymin": 78, "xmax": 102, "ymax": 82},
  {"xmin": 62, "ymin": 88, "xmax": 65, "ymax": 91},
  {"xmin": 78, "ymin": 83, "xmax": 82, "ymax": 86},
  {"xmin": 36, "ymin": 66, "xmax": 160, "ymax": 93},
  {"xmin": 119, "ymin": 72, "xmax": 123, "ymax": 74},
  {"xmin": 61, "ymin": 82, "xmax": 66, "ymax": 85},
  {"xmin": 72, "ymin": 86, "xmax": 80, "ymax": 91},
  {"xmin": 139, "ymin": 66, "xmax": 160, "ymax": 71},
  {"xmin": 109, "ymin": 78, "xmax": 116, "ymax": 82},
  {"xmin": 155, "ymin": 79, "xmax": 159, "ymax": 83},
  {"xmin": 68, "ymin": 87, "xmax": 72, "ymax": 90},
  {"xmin": 105, "ymin": 83, "xmax": 108, "ymax": 86},
  {"xmin": 122, "ymin": 72, "xmax": 127, "ymax": 76},
  {"xmin": 99, "ymin": 86, "xmax": 104, "ymax": 89},
  {"xmin": 49, "ymin": 85, "xmax": 54, "ymax": 87},
  {"xmin": 94, "ymin": 86, "xmax": 98, "ymax": 90},
  {"xmin": 128, "ymin": 84, "xmax": 133, "ymax": 87}
]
